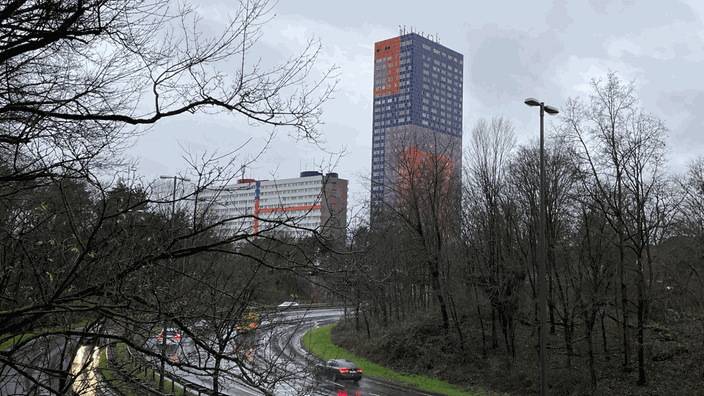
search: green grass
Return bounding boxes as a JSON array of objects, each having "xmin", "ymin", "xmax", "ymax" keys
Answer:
[
  {"xmin": 303, "ymin": 324, "xmax": 498, "ymax": 396},
  {"xmin": 0, "ymin": 319, "xmax": 94, "ymax": 351},
  {"xmin": 1, "ymin": 333, "xmax": 32, "ymax": 351}
]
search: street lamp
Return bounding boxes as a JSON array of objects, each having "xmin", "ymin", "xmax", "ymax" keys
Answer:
[
  {"xmin": 158, "ymin": 174, "xmax": 190, "ymax": 390},
  {"xmin": 160, "ymin": 175, "xmax": 192, "ymax": 223},
  {"xmin": 159, "ymin": 174, "xmax": 192, "ymax": 278},
  {"xmin": 524, "ymin": 98, "xmax": 558, "ymax": 396}
]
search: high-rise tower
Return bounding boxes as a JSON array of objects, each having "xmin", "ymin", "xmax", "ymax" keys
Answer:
[{"xmin": 370, "ymin": 31, "xmax": 463, "ymax": 218}]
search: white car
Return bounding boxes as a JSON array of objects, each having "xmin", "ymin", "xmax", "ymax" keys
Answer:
[
  {"xmin": 194, "ymin": 320, "xmax": 210, "ymax": 331},
  {"xmin": 277, "ymin": 301, "xmax": 299, "ymax": 310},
  {"xmin": 158, "ymin": 328, "xmax": 181, "ymax": 344}
]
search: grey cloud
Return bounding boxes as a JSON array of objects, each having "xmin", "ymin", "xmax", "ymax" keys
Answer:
[
  {"xmin": 545, "ymin": 0, "xmax": 575, "ymax": 33},
  {"xmin": 465, "ymin": 26, "xmax": 563, "ymax": 107},
  {"xmin": 656, "ymin": 89, "xmax": 704, "ymax": 146}
]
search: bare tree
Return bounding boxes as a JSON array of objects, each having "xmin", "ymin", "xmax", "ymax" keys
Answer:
[
  {"xmin": 560, "ymin": 72, "xmax": 634, "ymax": 372},
  {"xmin": 0, "ymin": 1, "xmax": 337, "ymax": 394},
  {"xmin": 463, "ymin": 115, "xmax": 523, "ymax": 361},
  {"xmin": 366, "ymin": 125, "xmax": 463, "ymax": 334},
  {"xmin": 559, "ymin": 70, "xmax": 670, "ymax": 385},
  {"xmin": 507, "ymin": 135, "xmax": 582, "ymax": 366},
  {"xmin": 672, "ymin": 158, "xmax": 704, "ymax": 295},
  {"xmin": 573, "ymin": 192, "xmax": 618, "ymax": 387}
]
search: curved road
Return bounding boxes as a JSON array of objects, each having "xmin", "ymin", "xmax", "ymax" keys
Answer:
[
  {"xmin": 161, "ymin": 308, "xmax": 443, "ymax": 396},
  {"xmin": 266, "ymin": 308, "xmax": 443, "ymax": 396}
]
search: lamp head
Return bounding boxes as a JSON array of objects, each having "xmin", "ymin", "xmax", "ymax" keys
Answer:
[
  {"xmin": 544, "ymin": 105, "xmax": 559, "ymax": 115},
  {"xmin": 160, "ymin": 175, "xmax": 191, "ymax": 182},
  {"xmin": 524, "ymin": 98, "xmax": 541, "ymax": 107}
]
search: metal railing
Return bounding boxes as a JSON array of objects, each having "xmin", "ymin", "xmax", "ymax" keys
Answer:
[{"xmin": 104, "ymin": 343, "xmax": 222, "ymax": 396}]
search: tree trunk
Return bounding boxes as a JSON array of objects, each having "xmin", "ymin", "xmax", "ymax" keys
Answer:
[
  {"xmin": 637, "ymin": 259, "xmax": 647, "ymax": 385},
  {"xmin": 429, "ymin": 257, "xmax": 449, "ymax": 330},
  {"xmin": 213, "ymin": 355, "xmax": 221, "ymax": 394},
  {"xmin": 476, "ymin": 286, "xmax": 487, "ymax": 358},
  {"xmin": 491, "ymin": 307, "xmax": 499, "ymax": 349},
  {"xmin": 601, "ymin": 308, "xmax": 609, "ymax": 359},
  {"xmin": 549, "ymin": 271, "xmax": 556, "ymax": 335},
  {"xmin": 448, "ymin": 293, "xmax": 465, "ymax": 350},
  {"xmin": 619, "ymin": 240, "xmax": 631, "ymax": 371},
  {"xmin": 585, "ymin": 307, "xmax": 598, "ymax": 387},
  {"xmin": 564, "ymin": 320, "xmax": 573, "ymax": 368}
]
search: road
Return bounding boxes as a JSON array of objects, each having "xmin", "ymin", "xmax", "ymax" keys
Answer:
[
  {"xmin": 157, "ymin": 308, "xmax": 444, "ymax": 396},
  {"xmin": 1, "ymin": 310, "xmax": 442, "ymax": 396},
  {"xmin": 0, "ymin": 334, "xmax": 86, "ymax": 396},
  {"xmin": 264, "ymin": 308, "xmax": 443, "ymax": 396}
]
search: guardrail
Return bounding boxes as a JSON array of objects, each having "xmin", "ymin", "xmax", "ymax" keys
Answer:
[
  {"xmin": 105, "ymin": 343, "xmax": 225, "ymax": 396},
  {"xmin": 100, "ymin": 306, "xmax": 348, "ymax": 396}
]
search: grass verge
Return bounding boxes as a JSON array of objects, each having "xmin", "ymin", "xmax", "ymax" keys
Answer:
[
  {"xmin": 303, "ymin": 324, "xmax": 496, "ymax": 396},
  {"xmin": 0, "ymin": 320, "xmax": 93, "ymax": 351}
]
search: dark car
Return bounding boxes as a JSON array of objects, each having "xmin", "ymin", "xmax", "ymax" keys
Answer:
[{"xmin": 316, "ymin": 359, "xmax": 362, "ymax": 382}]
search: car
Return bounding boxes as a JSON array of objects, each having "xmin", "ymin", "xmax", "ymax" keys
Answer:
[
  {"xmin": 157, "ymin": 328, "xmax": 181, "ymax": 344},
  {"xmin": 277, "ymin": 301, "xmax": 299, "ymax": 310},
  {"xmin": 194, "ymin": 320, "xmax": 210, "ymax": 331},
  {"xmin": 235, "ymin": 312, "xmax": 259, "ymax": 333},
  {"xmin": 316, "ymin": 359, "xmax": 362, "ymax": 382}
]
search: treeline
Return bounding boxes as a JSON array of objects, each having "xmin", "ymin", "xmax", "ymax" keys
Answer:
[{"xmin": 339, "ymin": 72, "xmax": 704, "ymax": 390}]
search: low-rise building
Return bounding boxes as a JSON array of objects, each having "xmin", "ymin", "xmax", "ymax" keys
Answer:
[{"xmin": 199, "ymin": 171, "xmax": 348, "ymax": 241}]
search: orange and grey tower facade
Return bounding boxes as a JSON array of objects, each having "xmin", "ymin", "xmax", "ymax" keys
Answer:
[{"xmin": 370, "ymin": 32, "xmax": 463, "ymax": 218}]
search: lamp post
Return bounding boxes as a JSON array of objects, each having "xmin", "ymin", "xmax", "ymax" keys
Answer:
[
  {"xmin": 157, "ymin": 174, "xmax": 190, "ymax": 390},
  {"xmin": 159, "ymin": 174, "xmax": 192, "ymax": 282},
  {"xmin": 160, "ymin": 174, "xmax": 192, "ymax": 280},
  {"xmin": 160, "ymin": 175, "xmax": 192, "ymax": 224},
  {"xmin": 524, "ymin": 98, "xmax": 558, "ymax": 396}
]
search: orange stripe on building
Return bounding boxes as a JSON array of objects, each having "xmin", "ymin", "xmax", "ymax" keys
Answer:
[
  {"xmin": 258, "ymin": 205, "xmax": 321, "ymax": 214},
  {"xmin": 374, "ymin": 36, "xmax": 400, "ymax": 97},
  {"xmin": 254, "ymin": 199, "xmax": 260, "ymax": 234}
]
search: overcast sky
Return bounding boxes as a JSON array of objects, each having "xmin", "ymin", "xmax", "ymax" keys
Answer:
[{"xmin": 127, "ymin": 0, "xmax": 704, "ymax": 214}]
